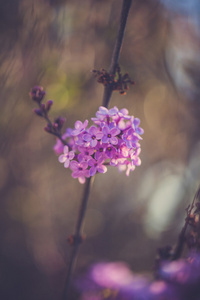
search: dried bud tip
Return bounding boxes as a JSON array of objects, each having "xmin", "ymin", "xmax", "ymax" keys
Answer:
[
  {"xmin": 30, "ymin": 86, "xmax": 46, "ymax": 103},
  {"xmin": 93, "ymin": 66, "xmax": 134, "ymax": 95}
]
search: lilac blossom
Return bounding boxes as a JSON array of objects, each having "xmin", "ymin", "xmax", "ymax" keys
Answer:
[
  {"xmin": 70, "ymin": 160, "xmax": 90, "ymax": 184},
  {"xmin": 83, "ymin": 126, "xmax": 103, "ymax": 147},
  {"xmin": 88, "ymin": 157, "xmax": 107, "ymax": 176},
  {"xmin": 56, "ymin": 106, "xmax": 143, "ymax": 183},
  {"xmin": 113, "ymin": 108, "xmax": 132, "ymax": 128},
  {"xmin": 102, "ymin": 124, "xmax": 120, "ymax": 145},
  {"xmin": 71, "ymin": 120, "xmax": 88, "ymax": 136},
  {"xmin": 130, "ymin": 148, "xmax": 141, "ymax": 166},
  {"xmin": 77, "ymin": 252, "xmax": 200, "ymax": 300},
  {"xmin": 94, "ymin": 142, "xmax": 107, "ymax": 160},
  {"xmin": 133, "ymin": 118, "xmax": 144, "ymax": 135},
  {"xmin": 58, "ymin": 146, "xmax": 75, "ymax": 168},
  {"xmin": 159, "ymin": 253, "xmax": 200, "ymax": 286},
  {"xmin": 105, "ymin": 144, "xmax": 117, "ymax": 158},
  {"xmin": 122, "ymin": 128, "xmax": 142, "ymax": 149},
  {"xmin": 110, "ymin": 157, "xmax": 127, "ymax": 168},
  {"xmin": 77, "ymin": 146, "xmax": 95, "ymax": 162},
  {"xmin": 77, "ymin": 261, "xmax": 150, "ymax": 300},
  {"xmin": 125, "ymin": 161, "xmax": 136, "ymax": 176},
  {"xmin": 92, "ymin": 106, "xmax": 119, "ymax": 122}
]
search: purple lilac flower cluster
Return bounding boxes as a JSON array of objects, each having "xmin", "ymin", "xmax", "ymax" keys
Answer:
[
  {"xmin": 55, "ymin": 106, "xmax": 144, "ymax": 183},
  {"xmin": 77, "ymin": 252, "xmax": 200, "ymax": 300}
]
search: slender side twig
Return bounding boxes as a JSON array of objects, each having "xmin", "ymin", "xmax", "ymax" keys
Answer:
[
  {"xmin": 38, "ymin": 103, "xmax": 68, "ymax": 145},
  {"xmin": 103, "ymin": 0, "xmax": 132, "ymax": 108},
  {"xmin": 63, "ymin": 1, "xmax": 132, "ymax": 299}
]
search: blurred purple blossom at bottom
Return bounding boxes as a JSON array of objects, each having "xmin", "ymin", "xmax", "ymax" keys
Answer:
[{"xmin": 76, "ymin": 252, "xmax": 200, "ymax": 300}]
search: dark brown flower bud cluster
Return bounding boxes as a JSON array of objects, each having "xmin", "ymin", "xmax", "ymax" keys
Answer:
[
  {"xmin": 93, "ymin": 65, "xmax": 134, "ymax": 95},
  {"xmin": 29, "ymin": 86, "xmax": 46, "ymax": 103},
  {"xmin": 44, "ymin": 116, "xmax": 66, "ymax": 134}
]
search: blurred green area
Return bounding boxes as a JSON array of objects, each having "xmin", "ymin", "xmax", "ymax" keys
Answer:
[{"xmin": 1, "ymin": 0, "xmax": 200, "ymax": 299}]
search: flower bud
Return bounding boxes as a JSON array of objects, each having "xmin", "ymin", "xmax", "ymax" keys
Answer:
[
  {"xmin": 33, "ymin": 108, "xmax": 43, "ymax": 117},
  {"xmin": 44, "ymin": 124, "xmax": 52, "ymax": 133},
  {"xmin": 53, "ymin": 117, "xmax": 66, "ymax": 131},
  {"xmin": 46, "ymin": 100, "xmax": 53, "ymax": 112},
  {"xmin": 30, "ymin": 86, "xmax": 46, "ymax": 103}
]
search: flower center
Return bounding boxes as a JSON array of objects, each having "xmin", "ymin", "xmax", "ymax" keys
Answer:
[
  {"xmin": 92, "ymin": 135, "xmax": 96, "ymax": 140},
  {"xmin": 107, "ymin": 134, "xmax": 111, "ymax": 138}
]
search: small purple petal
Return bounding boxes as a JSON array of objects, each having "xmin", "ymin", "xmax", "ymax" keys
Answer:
[
  {"xmin": 81, "ymin": 162, "xmax": 89, "ymax": 169},
  {"xmin": 75, "ymin": 120, "xmax": 82, "ymax": 129},
  {"xmin": 78, "ymin": 176, "xmax": 86, "ymax": 184},
  {"xmin": 133, "ymin": 118, "xmax": 140, "ymax": 127},
  {"xmin": 89, "ymin": 167, "xmax": 96, "ymax": 176},
  {"xmin": 72, "ymin": 170, "xmax": 80, "ymax": 177},
  {"xmin": 58, "ymin": 155, "xmax": 66, "ymax": 163},
  {"xmin": 83, "ymin": 134, "xmax": 92, "ymax": 142},
  {"xmin": 70, "ymin": 161, "xmax": 78, "ymax": 170},
  {"xmin": 63, "ymin": 145, "xmax": 69, "ymax": 153},
  {"xmin": 102, "ymin": 126, "xmax": 109, "ymax": 135},
  {"xmin": 102, "ymin": 136, "xmax": 108, "ymax": 143},
  {"xmin": 110, "ymin": 136, "xmax": 118, "ymax": 145},
  {"xmin": 109, "ymin": 107, "xmax": 118, "ymax": 115},
  {"xmin": 90, "ymin": 139, "xmax": 97, "ymax": 147},
  {"xmin": 69, "ymin": 152, "xmax": 75, "ymax": 160},
  {"xmin": 110, "ymin": 127, "xmax": 120, "ymax": 136},
  {"xmin": 64, "ymin": 160, "xmax": 70, "ymax": 168},
  {"xmin": 136, "ymin": 127, "xmax": 144, "ymax": 135},
  {"xmin": 97, "ymin": 165, "xmax": 107, "ymax": 173},
  {"xmin": 96, "ymin": 132, "xmax": 103, "ymax": 140},
  {"xmin": 88, "ymin": 158, "xmax": 96, "ymax": 167},
  {"xmin": 89, "ymin": 126, "xmax": 98, "ymax": 134}
]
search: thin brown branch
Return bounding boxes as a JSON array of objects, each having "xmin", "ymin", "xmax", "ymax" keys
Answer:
[
  {"xmin": 103, "ymin": 0, "xmax": 132, "ymax": 108},
  {"xmin": 62, "ymin": 1, "xmax": 133, "ymax": 298},
  {"xmin": 62, "ymin": 177, "xmax": 92, "ymax": 300}
]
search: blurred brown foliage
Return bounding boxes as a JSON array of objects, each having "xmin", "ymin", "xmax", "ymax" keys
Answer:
[{"xmin": 1, "ymin": 0, "xmax": 200, "ymax": 299}]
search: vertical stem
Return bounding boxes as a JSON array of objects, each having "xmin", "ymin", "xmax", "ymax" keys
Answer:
[
  {"xmin": 103, "ymin": 0, "xmax": 132, "ymax": 108},
  {"xmin": 63, "ymin": 177, "xmax": 92, "ymax": 300},
  {"xmin": 63, "ymin": 1, "xmax": 132, "ymax": 299}
]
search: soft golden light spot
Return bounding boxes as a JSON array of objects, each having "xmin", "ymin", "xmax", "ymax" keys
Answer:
[{"xmin": 144, "ymin": 83, "xmax": 167, "ymax": 132}]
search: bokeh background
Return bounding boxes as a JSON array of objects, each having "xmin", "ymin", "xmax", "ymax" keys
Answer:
[{"xmin": 1, "ymin": 0, "xmax": 200, "ymax": 299}]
